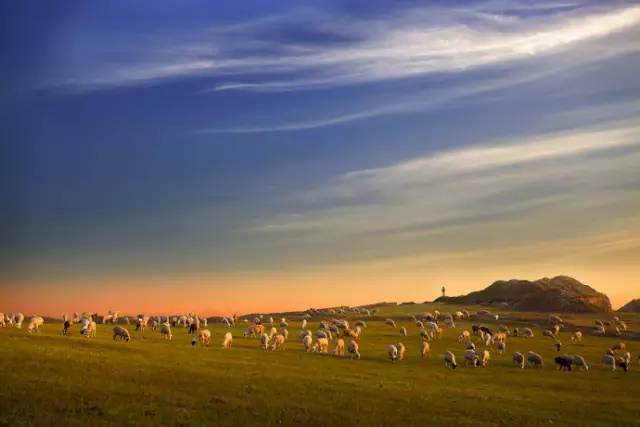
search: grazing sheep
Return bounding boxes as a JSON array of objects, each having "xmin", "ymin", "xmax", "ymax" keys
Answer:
[
  {"xmin": 354, "ymin": 320, "xmax": 367, "ymax": 329},
  {"xmin": 281, "ymin": 328, "xmax": 289, "ymax": 340},
  {"xmin": 385, "ymin": 318, "xmax": 397, "ymax": 328},
  {"xmin": 527, "ymin": 351, "xmax": 544, "ymax": 368},
  {"xmin": 549, "ymin": 315, "xmax": 564, "ymax": 326},
  {"xmin": 259, "ymin": 333, "xmax": 270, "ymax": 350},
  {"xmin": 610, "ymin": 342, "xmax": 626, "ymax": 353},
  {"xmin": 521, "ymin": 328, "xmax": 534, "ymax": 338},
  {"xmin": 457, "ymin": 330, "xmax": 470, "ymax": 343},
  {"xmin": 420, "ymin": 329, "xmax": 431, "ymax": 341},
  {"xmin": 387, "ymin": 344, "xmax": 399, "ymax": 362},
  {"xmin": 554, "ymin": 355, "xmax": 573, "ymax": 371},
  {"xmin": 221, "ymin": 332, "xmax": 233, "ymax": 349},
  {"xmin": 444, "ymin": 351, "xmax": 457, "ymax": 369},
  {"xmin": 27, "ymin": 316, "xmax": 44, "ymax": 333},
  {"xmin": 270, "ymin": 334, "xmax": 286, "ymax": 351},
  {"xmin": 160, "ymin": 323, "xmax": 172, "ymax": 340},
  {"xmin": 497, "ymin": 325, "xmax": 510, "ymax": 334},
  {"xmin": 396, "ymin": 342, "xmax": 406, "ymax": 361},
  {"xmin": 415, "ymin": 320, "xmax": 424, "ymax": 328},
  {"xmin": 333, "ymin": 339, "xmax": 345, "ymax": 357},
  {"xmin": 622, "ymin": 352, "xmax": 631, "ymax": 366},
  {"xmin": 465, "ymin": 341, "xmax": 476, "ymax": 351},
  {"xmin": 136, "ymin": 317, "xmax": 147, "ymax": 332},
  {"xmin": 543, "ymin": 329, "xmax": 555, "ymax": 338},
  {"xmin": 112, "ymin": 326, "xmax": 131, "ymax": 341},
  {"xmin": 496, "ymin": 341, "xmax": 506, "ymax": 355},
  {"xmin": 512, "ymin": 327, "xmax": 519, "ymax": 337},
  {"xmin": 14, "ymin": 313, "xmax": 24, "ymax": 329},
  {"xmin": 602, "ymin": 354, "xmax": 617, "ymax": 371},
  {"xmin": 513, "ymin": 352, "xmax": 525, "ymax": 369},
  {"xmin": 243, "ymin": 324, "xmax": 264, "ymax": 337},
  {"xmin": 593, "ymin": 325, "xmax": 606, "ymax": 336},
  {"xmin": 571, "ymin": 331, "xmax": 583, "ymax": 343},
  {"xmin": 553, "ymin": 339, "xmax": 562, "ymax": 352},
  {"xmin": 347, "ymin": 340, "xmax": 361, "ymax": 359},
  {"xmin": 301, "ymin": 334, "xmax": 312, "ymax": 352},
  {"xmin": 399, "ymin": 327, "xmax": 407, "ymax": 337},
  {"xmin": 312, "ymin": 337, "xmax": 329, "ymax": 353},
  {"xmin": 301, "ymin": 319, "xmax": 307, "ymax": 329},
  {"xmin": 571, "ymin": 355, "xmax": 589, "ymax": 371},
  {"xmin": 494, "ymin": 332, "xmax": 507, "ymax": 343},
  {"xmin": 197, "ymin": 329, "xmax": 211, "ymax": 345},
  {"xmin": 420, "ymin": 341, "xmax": 430, "ymax": 359},
  {"xmin": 464, "ymin": 349, "xmax": 480, "ymax": 367},
  {"xmin": 81, "ymin": 320, "xmax": 97, "ymax": 338}
]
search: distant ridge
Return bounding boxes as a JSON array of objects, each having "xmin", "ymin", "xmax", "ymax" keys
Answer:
[
  {"xmin": 435, "ymin": 276, "xmax": 612, "ymax": 313},
  {"xmin": 618, "ymin": 298, "xmax": 640, "ymax": 312}
]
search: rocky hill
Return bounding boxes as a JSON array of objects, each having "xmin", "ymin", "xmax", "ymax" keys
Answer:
[
  {"xmin": 618, "ymin": 298, "xmax": 640, "ymax": 312},
  {"xmin": 435, "ymin": 276, "xmax": 611, "ymax": 313}
]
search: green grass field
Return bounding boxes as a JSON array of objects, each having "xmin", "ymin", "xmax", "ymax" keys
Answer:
[{"xmin": 1, "ymin": 303, "xmax": 639, "ymax": 426}]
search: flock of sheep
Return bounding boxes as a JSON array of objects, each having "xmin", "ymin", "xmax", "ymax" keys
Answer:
[{"xmin": 1, "ymin": 308, "xmax": 638, "ymax": 373}]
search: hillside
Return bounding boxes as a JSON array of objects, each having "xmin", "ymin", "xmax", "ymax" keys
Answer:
[
  {"xmin": 618, "ymin": 298, "xmax": 640, "ymax": 312},
  {"xmin": 436, "ymin": 276, "xmax": 611, "ymax": 312}
]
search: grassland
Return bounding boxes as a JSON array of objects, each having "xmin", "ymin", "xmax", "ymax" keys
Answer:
[{"xmin": 1, "ymin": 303, "xmax": 639, "ymax": 427}]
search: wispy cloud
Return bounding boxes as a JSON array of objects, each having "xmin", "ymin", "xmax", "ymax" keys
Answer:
[{"xmin": 51, "ymin": 2, "xmax": 640, "ymax": 93}]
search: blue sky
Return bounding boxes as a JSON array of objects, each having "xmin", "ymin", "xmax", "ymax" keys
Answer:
[{"xmin": 1, "ymin": 0, "xmax": 639, "ymax": 313}]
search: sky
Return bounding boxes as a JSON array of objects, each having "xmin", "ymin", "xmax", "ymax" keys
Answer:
[{"xmin": 1, "ymin": 0, "xmax": 639, "ymax": 316}]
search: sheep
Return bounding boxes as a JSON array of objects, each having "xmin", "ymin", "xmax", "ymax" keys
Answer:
[
  {"xmin": 420, "ymin": 329, "xmax": 431, "ymax": 341},
  {"xmin": 221, "ymin": 332, "xmax": 233, "ymax": 349},
  {"xmin": 555, "ymin": 355, "xmax": 573, "ymax": 371},
  {"xmin": 396, "ymin": 342, "xmax": 406, "ymax": 361},
  {"xmin": 610, "ymin": 342, "xmax": 626, "ymax": 353},
  {"xmin": 481, "ymin": 350, "xmax": 492, "ymax": 366},
  {"xmin": 444, "ymin": 351, "xmax": 457, "ymax": 369},
  {"xmin": 593, "ymin": 325, "xmax": 606, "ymax": 336},
  {"xmin": 160, "ymin": 323, "xmax": 172, "ymax": 340},
  {"xmin": 197, "ymin": 329, "xmax": 211, "ymax": 345},
  {"xmin": 526, "ymin": 351, "xmax": 544, "ymax": 368},
  {"xmin": 0, "ymin": 312, "xmax": 5, "ymax": 328},
  {"xmin": 602, "ymin": 354, "xmax": 617, "ymax": 371},
  {"xmin": 333, "ymin": 338, "xmax": 345, "ymax": 357},
  {"xmin": 464, "ymin": 350, "xmax": 480, "ymax": 367},
  {"xmin": 280, "ymin": 318, "xmax": 288, "ymax": 328},
  {"xmin": 497, "ymin": 325, "xmax": 510, "ymax": 334},
  {"xmin": 301, "ymin": 334, "xmax": 312, "ymax": 352},
  {"xmin": 385, "ymin": 318, "xmax": 397, "ymax": 328},
  {"xmin": 81, "ymin": 320, "xmax": 97, "ymax": 338},
  {"xmin": 543, "ymin": 329, "xmax": 555, "ymax": 338},
  {"xmin": 347, "ymin": 340, "xmax": 361, "ymax": 359},
  {"xmin": 496, "ymin": 341, "xmax": 506, "ymax": 355},
  {"xmin": 415, "ymin": 320, "xmax": 424, "ymax": 329},
  {"xmin": 571, "ymin": 355, "xmax": 589, "ymax": 371},
  {"xmin": 494, "ymin": 332, "xmax": 507, "ymax": 343},
  {"xmin": 188, "ymin": 322, "xmax": 198, "ymax": 335},
  {"xmin": 552, "ymin": 324, "xmax": 561, "ymax": 336},
  {"xmin": 549, "ymin": 315, "xmax": 564, "ymax": 326},
  {"xmin": 553, "ymin": 339, "xmax": 562, "ymax": 352},
  {"xmin": 243, "ymin": 324, "xmax": 264, "ymax": 337},
  {"xmin": 112, "ymin": 326, "xmax": 131, "ymax": 341},
  {"xmin": 27, "ymin": 316, "xmax": 44, "ymax": 333},
  {"xmin": 301, "ymin": 319, "xmax": 307, "ymax": 329},
  {"xmin": 136, "ymin": 317, "xmax": 147, "ymax": 332},
  {"xmin": 387, "ymin": 344, "xmax": 399, "ymax": 362},
  {"xmin": 465, "ymin": 341, "xmax": 476, "ymax": 351},
  {"xmin": 281, "ymin": 328, "xmax": 289, "ymax": 340},
  {"xmin": 571, "ymin": 331, "xmax": 583, "ymax": 343},
  {"xmin": 312, "ymin": 337, "xmax": 329, "ymax": 353},
  {"xmin": 420, "ymin": 341, "xmax": 430, "ymax": 359},
  {"xmin": 354, "ymin": 320, "xmax": 367, "ymax": 329},
  {"xmin": 521, "ymin": 327, "xmax": 534, "ymax": 338},
  {"xmin": 14, "ymin": 313, "xmax": 24, "ymax": 329},
  {"xmin": 62, "ymin": 320, "xmax": 73, "ymax": 336},
  {"xmin": 513, "ymin": 352, "xmax": 525, "ymax": 369},
  {"xmin": 458, "ymin": 330, "xmax": 470, "ymax": 343},
  {"xmin": 622, "ymin": 352, "xmax": 631, "ymax": 366},
  {"xmin": 399, "ymin": 327, "xmax": 407, "ymax": 337},
  {"xmin": 270, "ymin": 334, "xmax": 286, "ymax": 351}
]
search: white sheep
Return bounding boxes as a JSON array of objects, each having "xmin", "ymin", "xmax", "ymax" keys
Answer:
[
  {"xmin": 14, "ymin": 312, "xmax": 24, "ymax": 329},
  {"xmin": 260, "ymin": 333, "xmax": 270, "ymax": 350},
  {"xmin": 443, "ymin": 351, "xmax": 457, "ymax": 369},
  {"xmin": 481, "ymin": 350, "xmax": 490, "ymax": 366},
  {"xmin": 27, "ymin": 316, "xmax": 44, "ymax": 333},
  {"xmin": 281, "ymin": 328, "xmax": 289, "ymax": 340},
  {"xmin": 464, "ymin": 349, "xmax": 479, "ymax": 367},
  {"xmin": 526, "ymin": 351, "xmax": 544, "ymax": 368},
  {"xmin": 221, "ymin": 332, "xmax": 233, "ymax": 349},
  {"xmin": 420, "ymin": 341, "xmax": 430, "ymax": 359},
  {"xmin": 457, "ymin": 330, "xmax": 470, "ymax": 343},
  {"xmin": 385, "ymin": 318, "xmax": 397, "ymax": 328},
  {"xmin": 270, "ymin": 334, "xmax": 286, "ymax": 351},
  {"xmin": 513, "ymin": 352, "xmax": 525, "ymax": 369},
  {"xmin": 160, "ymin": 322, "xmax": 172, "ymax": 340},
  {"xmin": 347, "ymin": 340, "xmax": 361, "ymax": 359},
  {"xmin": 521, "ymin": 328, "xmax": 534, "ymax": 338},
  {"xmin": 333, "ymin": 338, "xmax": 345, "ymax": 356},
  {"xmin": 301, "ymin": 319, "xmax": 307, "ymax": 329},
  {"xmin": 312, "ymin": 337, "xmax": 328, "ymax": 353},
  {"xmin": 112, "ymin": 326, "xmax": 131, "ymax": 341},
  {"xmin": 496, "ymin": 341, "xmax": 506, "ymax": 355},
  {"xmin": 197, "ymin": 329, "xmax": 211, "ymax": 345},
  {"xmin": 571, "ymin": 355, "xmax": 589, "ymax": 371},
  {"xmin": 399, "ymin": 327, "xmax": 407, "ymax": 337},
  {"xmin": 602, "ymin": 354, "xmax": 616, "ymax": 371},
  {"xmin": 81, "ymin": 319, "xmax": 97, "ymax": 338},
  {"xmin": 302, "ymin": 334, "xmax": 312, "ymax": 352},
  {"xmin": 396, "ymin": 342, "xmax": 406, "ymax": 361},
  {"xmin": 570, "ymin": 331, "xmax": 583, "ymax": 343},
  {"xmin": 387, "ymin": 344, "xmax": 399, "ymax": 362}
]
